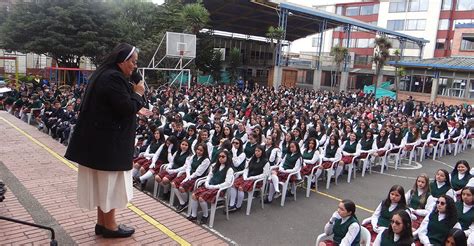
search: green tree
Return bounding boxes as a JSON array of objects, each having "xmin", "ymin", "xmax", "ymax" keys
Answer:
[
  {"xmin": 180, "ymin": 1, "xmax": 209, "ymax": 34},
  {"xmin": 209, "ymin": 50, "xmax": 222, "ymax": 83},
  {"xmin": 228, "ymin": 48, "xmax": 242, "ymax": 83},
  {"xmin": 373, "ymin": 36, "xmax": 392, "ymax": 97},
  {"xmin": 265, "ymin": 26, "xmax": 285, "ymax": 66},
  {"xmin": 330, "ymin": 46, "xmax": 348, "ymax": 88},
  {"xmin": 0, "ymin": 0, "xmax": 120, "ymax": 68}
]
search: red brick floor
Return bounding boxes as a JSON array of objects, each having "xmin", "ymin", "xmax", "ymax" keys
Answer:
[{"xmin": 0, "ymin": 111, "xmax": 227, "ymax": 245}]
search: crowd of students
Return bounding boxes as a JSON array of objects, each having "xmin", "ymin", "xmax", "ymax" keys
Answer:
[{"xmin": 2, "ymin": 80, "xmax": 474, "ymax": 244}]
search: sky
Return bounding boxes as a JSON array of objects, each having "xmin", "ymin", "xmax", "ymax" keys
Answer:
[{"xmin": 151, "ymin": 0, "xmax": 164, "ymax": 5}]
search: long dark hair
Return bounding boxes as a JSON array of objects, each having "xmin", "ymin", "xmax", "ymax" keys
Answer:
[
  {"xmin": 452, "ymin": 160, "xmax": 470, "ymax": 176},
  {"xmin": 213, "ymin": 149, "xmax": 232, "ymax": 173},
  {"xmin": 435, "ymin": 169, "xmax": 451, "ymax": 187},
  {"xmin": 175, "ymin": 139, "xmax": 192, "ymax": 159},
  {"xmin": 446, "ymin": 228, "xmax": 467, "ymax": 246},
  {"xmin": 383, "ymin": 185, "xmax": 408, "ymax": 209},
  {"xmin": 461, "ymin": 186, "xmax": 474, "ymax": 206},
  {"xmin": 386, "ymin": 210, "xmax": 413, "ymax": 244},
  {"xmin": 341, "ymin": 199, "xmax": 356, "ymax": 218},
  {"xmin": 249, "ymin": 145, "xmax": 267, "ymax": 164},
  {"xmin": 434, "ymin": 195, "xmax": 457, "ymax": 226},
  {"xmin": 194, "ymin": 143, "xmax": 209, "ymax": 159}
]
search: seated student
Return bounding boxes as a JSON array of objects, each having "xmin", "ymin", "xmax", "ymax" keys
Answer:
[
  {"xmin": 446, "ymin": 121, "xmax": 464, "ymax": 155},
  {"xmin": 171, "ymin": 143, "xmax": 211, "ymax": 213},
  {"xmin": 455, "ymin": 187, "xmax": 474, "ymax": 243},
  {"xmin": 426, "ymin": 169, "xmax": 457, "ymax": 211},
  {"xmin": 234, "ymin": 122, "xmax": 248, "ymax": 144},
  {"xmin": 279, "ymin": 132, "xmax": 294, "ymax": 159},
  {"xmin": 450, "ymin": 160, "xmax": 471, "ymax": 199},
  {"xmin": 364, "ymin": 185, "xmax": 413, "ymax": 241},
  {"xmin": 265, "ymin": 141, "xmax": 302, "ymax": 203},
  {"xmin": 370, "ymin": 128, "xmax": 391, "ymax": 166},
  {"xmin": 230, "ymin": 138, "xmax": 247, "ymax": 172},
  {"xmin": 445, "ymin": 228, "xmax": 468, "ymax": 246},
  {"xmin": 243, "ymin": 133, "xmax": 259, "ymax": 159},
  {"xmin": 187, "ymin": 150, "xmax": 234, "ymax": 224},
  {"xmin": 264, "ymin": 136, "xmax": 280, "ymax": 167},
  {"xmin": 228, "ymin": 145, "xmax": 269, "ymax": 212},
  {"xmin": 314, "ymin": 123, "xmax": 327, "ymax": 148},
  {"xmin": 134, "ymin": 134, "xmax": 177, "ymax": 190},
  {"xmin": 373, "ymin": 210, "xmax": 414, "ymax": 246},
  {"xmin": 427, "ymin": 124, "xmax": 445, "ymax": 157},
  {"xmin": 336, "ymin": 132, "xmax": 360, "ymax": 179},
  {"xmin": 401, "ymin": 126, "xmax": 421, "ymax": 158},
  {"xmin": 313, "ymin": 135, "xmax": 342, "ymax": 187},
  {"xmin": 320, "ymin": 199, "xmax": 360, "ymax": 246},
  {"xmin": 191, "ymin": 129, "xmax": 213, "ymax": 158},
  {"xmin": 155, "ymin": 139, "xmax": 193, "ymax": 200},
  {"xmin": 357, "ymin": 130, "xmax": 375, "ymax": 172},
  {"xmin": 186, "ymin": 125, "xmax": 198, "ymax": 145},
  {"xmin": 405, "ymin": 174, "xmax": 431, "ymax": 229},
  {"xmin": 389, "ymin": 126, "xmax": 404, "ymax": 152},
  {"xmin": 418, "ymin": 124, "xmax": 431, "ymax": 158},
  {"xmin": 210, "ymin": 139, "xmax": 232, "ymax": 164},
  {"xmin": 417, "ymin": 195, "xmax": 461, "ymax": 245},
  {"xmin": 299, "ymin": 138, "xmax": 320, "ymax": 178}
]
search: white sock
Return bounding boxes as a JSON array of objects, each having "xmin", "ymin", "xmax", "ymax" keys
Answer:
[
  {"xmin": 163, "ymin": 184, "xmax": 170, "ymax": 194},
  {"xmin": 336, "ymin": 166, "xmax": 343, "ymax": 177},
  {"xmin": 199, "ymin": 201, "xmax": 209, "ymax": 217},
  {"xmin": 190, "ymin": 199, "xmax": 198, "ymax": 217},
  {"xmin": 132, "ymin": 168, "xmax": 139, "ymax": 177},
  {"xmin": 175, "ymin": 189, "xmax": 188, "ymax": 205},
  {"xmin": 291, "ymin": 183, "xmax": 296, "ymax": 194},
  {"xmin": 315, "ymin": 169, "xmax": 322, "ymax": 180},
  {"xmin": 140, "ymin": 171, "xmax": 153, "ymax": 183},
  {"xmin": 236, "ymin": 191, "xmax": 245, "ymax": 208},
  {"xmin": 229, "ymin": 188, "xmax": 237, "ymax": 206},
  {"xmin": 271, "ymin": 174, "xmax": 280, "ymax": 193}
]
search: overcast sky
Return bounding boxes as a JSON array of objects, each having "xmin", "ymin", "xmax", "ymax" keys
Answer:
[{"xmin": 151, "ymin": 0, "xmax": 164, "ymax": 5}]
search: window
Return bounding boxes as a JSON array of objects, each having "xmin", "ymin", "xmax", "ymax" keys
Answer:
[
  {"xmin": 360, "ymin": 5, "xmax": 379, "ymax": 15},
  {"xmin": 441, "ymin": 0, "xmax": 452, "ymax": 10},
  {"xmin": 405, "ymin": 19, "xmax": 426, "ymax": 31},
  {"xmin": 461, "ymin": 35, "xmax": 474, "ymax": 50},
  {"xmin": 346, "ymin": 7, "xmax": 360, "ymax": 16},
  {"xmin": 356, "ymin": 39, "xmax": 370, "ymax": 48},
  {"xmin": 457, "ymin": 0, "xmax": 474, "ymax": 10},
  {"xmin": 408, "ymin": 0, "xmax": 429, "ymax": 12},
  {"xmin": 438, "ymin": 19, "xmax": 450, "ymax": 30},
  {"xmin": 312, "ymin": 35, "xmax": 321, "ymax": 48},
  {"xmin": 342, "ymin": 39, "xmax": 356, "ymax": 48},
  {"xmin": 354, "ymin": 55, "xmax": 373, "ymax": 65},
  {"xmin": 387, "ymin": 20, "xmax": 405, "ymax": 31},
  {"xmin": 389, "ymin": 0, "xmax": 407, "ymax": 12},
  {"xmin": 436, "ymin": 40, "xmax": 445, "ymax": 49},
  {"xmin": 453, "ymin": 19, "xmax": 474, "ymax": 30},
  {"xmin": 336, "ymin": 6, "xmax": 343, "ymax": 15}
]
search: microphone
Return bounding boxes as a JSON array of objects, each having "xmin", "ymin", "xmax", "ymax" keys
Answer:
[{"xmin": 131, "ymin": 70, "xmax": 142, "ymax": 84}]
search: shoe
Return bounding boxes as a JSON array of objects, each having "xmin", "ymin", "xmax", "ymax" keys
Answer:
[
  {"xmin": 264, "ymin": 198, "xmax": 272, "ymax": 204},
  {"xmin": 187, "ymin": 215, "xmax": 197, "ymax": 222},
  {"xmin": 133, "ymin": 176, "xmax": 140, "ymax": 185},
  {"xmin": 200, "ymin": 216, "xmax": 209, "ymax": 225},
  {"xmin": 102, "ymin": 224, "xmax": 135, "ymax": 238},
  {"xmin": 176, "ymin": 203, "xmax": 188, "ymax": 213},
  {"xmin": 162, "ymin": 192, "xmax": 170, "ymax": 201},
  {"xmin": 227, "ymin": 205, "xmax": 237, "ymax": 212},
  {"xmin": 274, "ymin": 192, "xmax": 281, "ymax": 199},
  {"xmin": 310, "ymin": 182, "xmax": 316, "ymax": 189},
  {"xmin": 95, "ymin": 224, "xmax": 105, "ymax": 235},
  {"xmin": 140, "ymin": 180, "xmax": 147, "ymax": 191}
]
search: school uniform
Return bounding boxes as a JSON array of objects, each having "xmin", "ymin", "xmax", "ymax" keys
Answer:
[
  {"xmin": 417, "ymin": 211, "xmax": 461, "ymax": 245},
  {"xmin": 340, "ymin": 140, "xmax": 359, "ymax": 164},
  {"xmin": 405, "ymin": 188, "xmax": 430, "ymax": 228},
  {"xmin": 323, "ymin": 213, "xmax": 361, "ymax": 246},
  {"xmin": 401, "ymin": 132, "xmax": 421, "ymax": 151},
  {"xmin": 175, "ymin": 156, "xmax": 210, "ymax": 192},
  {"xmin": 157, "ymin": 151, "xmax": 191, "ymax": 181},
  {"xmin": 366, "ymin": 202, "xmax": 410, "ymax": 241},
  {"xmin": 373, "ymin": 228, "xmax": 414, "ymax": 246},
  {"xmin": 300, "ymin": 148, "xmax": 319, "ymax": 176},
  {"xmin": 133, "ymin": 141, "xmax": 162, "ymax": 167},
  {"xmin": 231, "ymin": 149, "xmax": 247, "ymax": 172},
  {"xmin": 265, "ymin": 145, "xmax": 280, "ymax": 166},
  {"xmin": 455, "ymin": 201, "xmax": 474, "ymax": 238},
  {"xmin": 243, "ymin": 142, "xmax": 257, "ymax": 159},
  {"xmin": 193, "ymin": 165, "xmax": 234, "ymax": 203},
  {"xmin": 451, "ymin": 172, "xmax": 472, "ymax": 193},
  {"xmin": 372, "ymin": 136, "xmax": 390, "ymax": 156}
]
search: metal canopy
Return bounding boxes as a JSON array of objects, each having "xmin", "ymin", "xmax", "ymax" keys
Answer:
[
  {"xmin": 388, "ymin": 57, "xmax": 474, "ymax": 72},
  {"xmin": 188, "ymin": 0, "xmax": 428, "ymax": 44}
]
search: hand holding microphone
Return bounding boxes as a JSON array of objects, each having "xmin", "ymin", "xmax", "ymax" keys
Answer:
[{"xmin": 131, "ymin": 70, "xmax": 145, "ymax": 96}]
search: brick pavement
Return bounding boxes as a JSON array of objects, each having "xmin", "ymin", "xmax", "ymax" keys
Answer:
[{"xmin": 0, "ymin": 111, "xmax": 228, "ymax": 245}]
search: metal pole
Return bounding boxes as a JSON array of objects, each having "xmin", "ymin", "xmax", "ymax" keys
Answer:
[
  {"xmin": 317, "ymin": 19, "xmax": 327, "ymax": 70},
  {"xmin": 418, "ymin": 42, "xmax": 424, "ymax": 59},
  {"xmin": 343, "ymin": 24, "xmax": 351, "ymax": 72}
]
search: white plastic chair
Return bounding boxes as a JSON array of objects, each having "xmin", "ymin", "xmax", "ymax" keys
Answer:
[
  {"xmin": 231, "ymin": 171, "xmax": 268, "ymax": 215},
  {"xmin": 314, "ymin": 225, "xmax": 370, "ymax": 246},
  {"xmin": 387, "ymin": 145, "xmax": 403, "ymax": 170},
  {"xmin": 153, "ymin": 164, "xmax": 169, "ymax": 198},
  {"xmin": 324, "ymin": 160, "xmax": 339, "ymax": 189},
  {"xmin": 303, "ymin": 159, "xmax": 322, "ymax": 197},
  {"xmin": 195, "ymin": 174, "xmax": 234, "ymax": 228},
  {"xmin": 416, "ymin": 140, "xmax": 429, "ymax": 162},
  {"xmin": 270, "ymin": 164, "xmax": 301, "ymax": 207},
  {"xmin": 357, "ymin": 152, "xmax": 371, "ymax": 177}
]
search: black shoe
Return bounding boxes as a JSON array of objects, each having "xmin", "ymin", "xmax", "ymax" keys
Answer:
[
  {"xmin": 200, "ymin": 216, "xmax": 208, "ymax": 225},
  {"xmin": 162, "ymin": 192, "xmax": 170, "ymax": 201},
  {"xmin": 140, "ymin": 180, "xmax": 147, "ymax": 191},
  {"xmin": 102, "ymin": 224, "xmax": 135, "ymax": 238},
  {"xmin": 311, "ymin": 182, "xmax": 316, "ymax": 189},
  {"xmin": 264, "ymin": 198, "xmax": 272, "ymax": 204},
  {"xmin": 176, "ymin": 203, "xmax": 188, "ymax": 213},
  {"xmin": 228, "ymin": 205, "xmax": 237, "ymax": 212},
  {"xmin": 187, "ymin": 215, "xmax": 197, "ymax": 222},
  {"xmin": 95, "ymin": 224, "xmax": 105, "ymax": 235}
]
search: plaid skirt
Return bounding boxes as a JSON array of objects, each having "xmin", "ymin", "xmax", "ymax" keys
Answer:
[
  {"xmin": 157, "ymin": 170, "xmax": 177, "ymax": 181},
  {"xmin": 363, "ymin": 223, "xmax": 378, "ymax": 242},
  {"xmin": 142, "ymin": 160, "xmax": 163, "ymax": 174},
  {"xmin": 133, "ymin": 157, "xmax": 151, "ymax": 167},
  {"xmin": 300, "ymin": 164, "xmax": 316, "ymax": 176},
  {"xmin": 320, "ymin": 161, "xmax": 333, "ymax": 169},
  {"xmin": 428, "ymin": 140, "xmax": 439, "ymax": 146},
  {"xmin": 277, "ymin": 170, "xmax": 297, "ymax": 183},
  {"xmin": 341, "ymin": 155, "xmax": 355, "ymax": 165},
  {"xmin": 193, "ymin": 187, "xmax": 224, "ymax": 203},
  {"xmin": 390, "ymin": 148, "xmax": 400, "ymax": 153},
  {"xmin": 233, "ymin": 176, "xmax": 262, "ymax": 192},
  {"xmin": 179, "ymin": 177, "xmax": 199, "ymax": 192},
  {"xmin": 404, "ymin": 145, "xmax": 415, "ymax": 151},
  {"xmin": 412, "ymin": 214, "xmax": 424, "ymax": 229},
  {"xmin": 359, "ymin": 152, "xmax": 368, "ymax": 159},
  {"xmin": 322, "ymin": 240, "xmax": 336, "ymax": 246}
]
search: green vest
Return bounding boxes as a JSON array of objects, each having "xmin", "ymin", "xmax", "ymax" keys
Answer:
[
  {"xmin": 333, "ymin": 216, "xmax": 360, "ymax": 246},
  {"xmin": 421, "ymin": 131, "xmax": 429, "ymax": 140},
  {"xmin": 171, "ymin": 152, "xmax": 189, "ymax": 169},
  {"xmin": 190, "ymin": 156, "xmax": 204, "ymax": 175},
  {"xmin": 265, "ymin": 146, "xmax": 276, "ymax": 165},
  {"xmin": 244, "ymin": 142, "xmax": 257, "ymax": 159},
  {"xmin": 248, "ymin": 158, "xmax": 267, "ymax": 177},
  {"xmin": 427, "ymin": 212, "xmax": 456, "ymax": 245},
  {"xmin": 343, "ymin": 141, "xmax": 357, "ymax": 153},
  {"xmin": 360, "ymin": 138, "xmax": 374, "ymax": 151},
  {"xmin": 235, "ymin": 130, "xmax": 246, "ymax": 139},
  {"xmin": 451, "ymin": 173, "xmax": 471, "ymax": 191},
  {"xmin": 429, "ymin": 182, "xmax": 450, "ymax": 198},
  {"xmin": 378, "ymin": 203, "xmax": 404, "ymax": 227},
  {"xmin": 409, "ymin": 190, "xmax": 429, "ymax": 210},
  {"xmin": 430, "ymin": 131, "xmax": 441, "ymax": 139},
  {"xmin": 380, "ymin": 230, "xmax": 413, "ymax": 246},
  {"xmin": 210, "ymin": 146, "xmax": 220, "ymax": 164},
  {"xmin": 456, "ymin": 202, "xmax": 474, "ymax": 230},
  {"xmin": 406, "ymin": 132, "xmax": 415, "ymax": 143},
  {"xmin": 302, "ymin": 150, "xmax": 315, "ymax": 161},
  {"xmin": 356, "ymin": 129, "xmax": 364, "ymax": 140},
  {"xmin": 209, "ymin": 166, "xmax": 229, "ymax": 185},
  {"xmin": 325, "ymin": 145, "xmax": 337, "ymax": 158},
  {"xmin": 282, "ymin": 153, "xmax": 300, "ymax": 170},
  {"xmin": 233, "ymin": 151, "xmax": 246, "ymax": 172}
]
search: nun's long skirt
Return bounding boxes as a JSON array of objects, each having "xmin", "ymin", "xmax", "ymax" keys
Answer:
[{"xmin": 77, "ymin": 165, "xmax": 133, "ymax": 213}]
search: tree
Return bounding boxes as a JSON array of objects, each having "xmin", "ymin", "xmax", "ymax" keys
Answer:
[
  {"xmin": 330, "ymin": 46, "xmax": 348, "ymax": 88},
  {"xmin": 0, "ymin": 0, "xmax": 121, "ymax": 68},
  {"xmin": 373, "ymin": 36, "xmax": 392, "ymax": 98},
  {"xmin": 393, "ymin": 49, "xmax": 402, "ymax": 100},
  {"xmin": 265, "ymin": 26, "xmax": 285, "ymax": 66},
  {"xmin": 209, "ymin": 50, "xmax": 222, "ymax": 83},
  {"xmin": 180, "ymin": 1, "xmax": 209, "ymax": 35},
  {"xmin": 228, "ymin": 48, "xmax": 242, "ymax": 83}
]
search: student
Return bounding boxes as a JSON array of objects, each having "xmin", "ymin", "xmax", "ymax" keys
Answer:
[
  {"xmin": 264, "ymin": 136, "xmax": 280, "ymax": 167},
  {"xmin": 370, "ymin": 128, "xmax": 391, "ymax": 167},
  {"xmin": 336, "ymin": 132, "xmax": 359, "ymax": 179},
  {"xmin": 445, "ymin": 228, "xmax": 468, "ymax": 246},
  {"xmin": 373, "ymin": 210, "xmax": 414, "ymax": 246},
  {"xmin": 389, "ymin": 127, "xmax": 404, "ymax": 152},
  {"xmin": 405, "ymin": 174, "xmax": 431, "ymax": 228},
  {"xmin": 230, "ymin": 138, "xmax": 247, "ymax": 172},
  {"xmin": 265, "ymin": 141, "xmax": 302, "ymax": 203},
  {"xmin": 450, "ymin": 160, "xmax": 471, "ymax": 198},
  {"xmin": 187, "ymin": 150, "xmax": 234, "ymax": 224},
  {"xmin": 191, "ymin": 129, "xmax": 213, "ymax": 158},
  {"xmin": 299, "ymin": 138, "xmax": 320, "ymax": 177},
  {"xmin": 365, "ymin": 185, "xmax": 413, "ymax": 241},
  {"xmin": 155, "ymin": 139, "xmax": 193, "ymax": 200},
  {"xmin": 455, "ymin": 187, "xmax": 474, "ymax": 242},
  {"xmin": 426, "ymin": 169, "xmax": 456, "ymax": 212},
  {"xmin": 418, "ymin": 195, "xmax": 461, "ymax": 245},
  {"xmin": 427, "ymin": 124, "xmax": 445, "ymax": 157},
  {"xmin": 320, "ymin": 200, "xmax": 360, "ymax": 246},
  {"xmin": 171, "ymin": 143, "xmax": 211, "ymax": 213},
  {"xmin": 243, "ymin": 133, "xmax": 259, "ymax": 159},
  {"xmin": 313, "ymin": 135, "xmax": 341, "ymax": 187},
  {"xmin": 357, "ymin": 130, "xmax": 375, "ymax": 173},
  {"xmin": 228, "ymin": 145, "xmax": 269, "ymax": 212},
  {"xmin": 234, "ymin": 122, "xmax": 248, "ymax": 144},
  {"xmin": 279, "ymin": 132, "xmax": 294, "ymax": 159},
  {"xmin": 132, "ymin": 129, "xmax": 164, "ymax": 180},
  {"xmin": 401, "ymin": 126, "xmax": 421, "ymax": 158}
]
